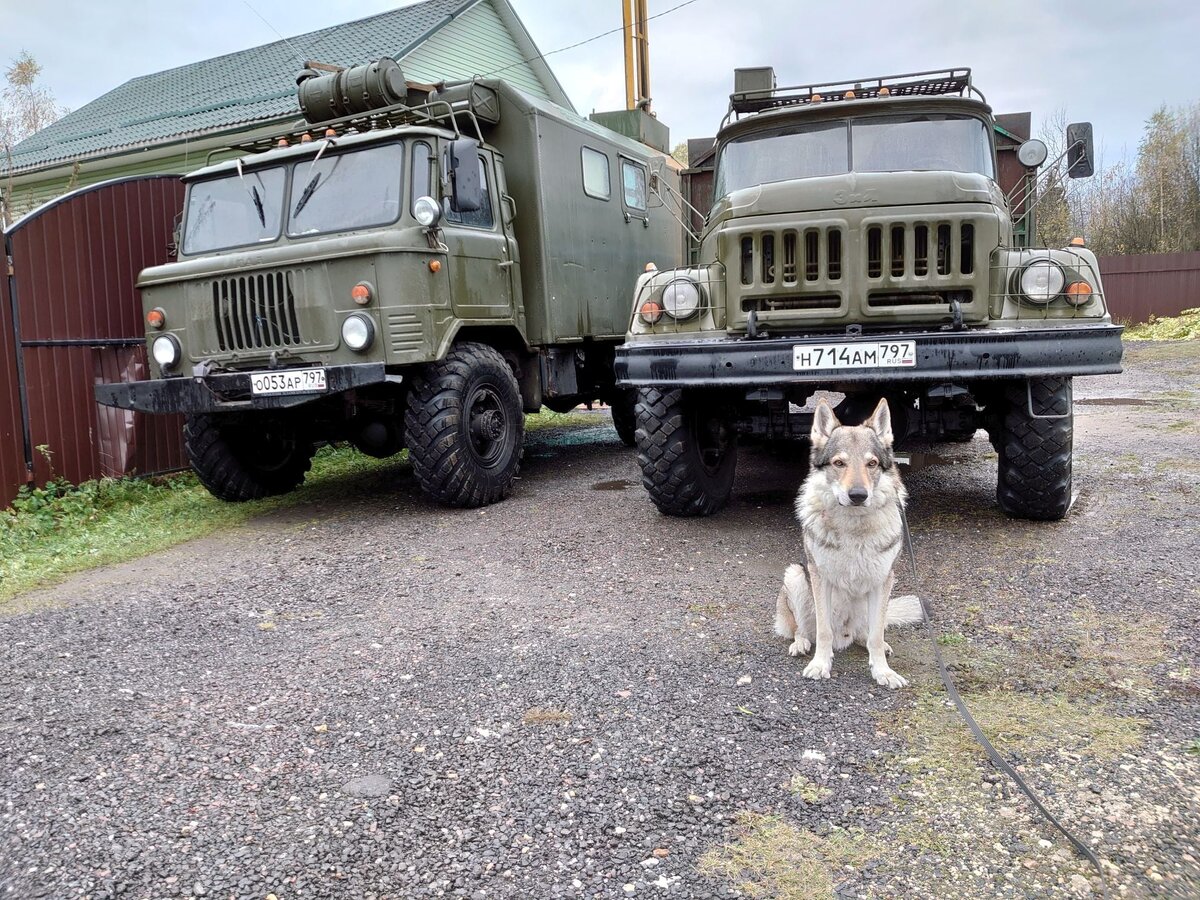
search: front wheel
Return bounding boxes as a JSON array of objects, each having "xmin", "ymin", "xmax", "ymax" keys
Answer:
[
  {"xmin": 404, "ymin": 342, "xmax": 524, "ymax": 508},
  {"xmin": 184, "ymin": 413, "xmax": 315, "ymax": 502},
  {"xmin": 988, "ymin": 377, "xmax": 1073, "ymax": 520},
  {"xmin": 634, "ymin": 388, "xmax": 737, "ymax": 517},
  {"xmin": 608, "ymin": 389, "xmax": 637, "ymax": 447}
]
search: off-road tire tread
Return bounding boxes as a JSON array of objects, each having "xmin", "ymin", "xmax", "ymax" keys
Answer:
[
  {"xmin": 184, "ymin": 414, "xmax": 314, "ymax": 503},
  {"xmin": 634, "ymin": 387, "xmax": 735, "ymax": 517},
  {"xmin": 609, "ymin": 389, "xmax": 637, "ymax": 447},
  {"xmin": 992, "ymin": 377, "xmax": 1073, "ymax": 520},
  {"xmin": 404, "ymin": 342, "xmax": 523, "ymax": 508}
]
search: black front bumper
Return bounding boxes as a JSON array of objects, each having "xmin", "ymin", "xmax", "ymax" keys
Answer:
[
  {"xmin": 615, "ymin": 324, "xmax": 1124, "ymax": 388},
  {"xmin": 95, "ymin": 363, "xmax": 389, "ymax": 414}
]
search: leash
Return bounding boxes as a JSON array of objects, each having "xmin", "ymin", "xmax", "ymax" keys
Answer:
[{"xmin": 898, "ymin": 505, "xmax": 1110, "ymax": 895}]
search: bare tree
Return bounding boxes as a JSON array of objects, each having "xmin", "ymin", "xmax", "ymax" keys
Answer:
[{"xmin": 1, "ymin": 51, "xmax": 67, "ymax": 226}]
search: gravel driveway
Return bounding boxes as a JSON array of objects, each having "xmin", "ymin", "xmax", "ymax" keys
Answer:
[{"xmin": 3, "ymin": 342, "xmax": 1198, "ymax": 900}]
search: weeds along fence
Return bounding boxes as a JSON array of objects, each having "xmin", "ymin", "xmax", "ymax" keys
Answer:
[
  {"xmin": 1098, "ymin": 251, "xmax": 1200, "ymax": 324},
  {"xmin": 1, "ymin": 175, "xmax": 187, "ymax": 510}
]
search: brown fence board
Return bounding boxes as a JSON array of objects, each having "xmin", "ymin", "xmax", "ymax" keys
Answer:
[
  {"xmin": 0, "ymin": 254, "xmax": 29, "ymax": 509},
  {"xmin": 1, "ymin": 176, "xmax": 186, "ymax": 508},
  {"xmin": 1099, "ymin": 251, "xmax": 1200, "ymax": 323}
]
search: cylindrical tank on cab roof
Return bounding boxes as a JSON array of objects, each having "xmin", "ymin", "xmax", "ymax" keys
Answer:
[{"xmin": 296, "ymin": 57, "xmax": 407, "ymax": 124}]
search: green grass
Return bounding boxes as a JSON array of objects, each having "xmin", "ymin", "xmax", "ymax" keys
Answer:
[
  {"xmin": 1, "ymin": 409, "xmax": 605, "ymax": 606},
  {"xmin": 1123, "ymin": 307, "xmax": 1200, "ymax": 341}
]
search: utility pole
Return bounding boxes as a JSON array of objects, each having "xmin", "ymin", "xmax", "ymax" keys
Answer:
[{"xmin": 622, "ymin": 0, "xmax": 651, "ymax": 112}]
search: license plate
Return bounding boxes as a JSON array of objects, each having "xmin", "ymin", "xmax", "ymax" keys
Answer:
[
  {"xmin": 793, "ymin": 341, "xmax": 916, "ymax": 371},
  {"xmin": 250, "ymin": 368, "xmax": 327, "ymax": 395}
]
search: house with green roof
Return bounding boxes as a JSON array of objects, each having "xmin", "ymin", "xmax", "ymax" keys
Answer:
[{"xmin": 1, "ymin": 0, "xmax": 571, "ymax": 218}]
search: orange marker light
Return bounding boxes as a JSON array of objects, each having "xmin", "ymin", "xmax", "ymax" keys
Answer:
[
  {"xmin": 1069, "ymin": 236, "xmax": 1086, "ymax": 247},
  {"xmin": 429, "ymin": 260, "xmax": 442, "ymax": 273},
  {"xmin": 811, "ymin": 93, "xmax": 823, "ymax": 103},
  {"xmin": 878, "ymin": 87, "xmax": 891, "ymax": 97},
  {"xmin": 644, "ymin": 262, "xmax": 658, "ymax": 272},
  {"xmin": 350, "ymin": 283, "xmax": 372, "ymax": 305},
  {"xmin": 146, "ymin": 308, "xmax": 165, "ymax": 329},
  {"xmin": 844, "ymin": 90, "xmax": 856, "ymax": 100},
  {"xmin": 300, "ymin": 133, "xmax": 313, "ymax": 143},
  {"xmin": 325, "ymin": 128, "xmax": 337, "ymax": 137},
  {"xmin": 1065, "ymin": 282, "xmax": 1093, "ymax": 304},
  {"xmin": 640, "ymin": 300, "xmax": 664, "ymax": 324},
  {"xmin": 277, "ymin": 138, "xmax": 289, "ymax": 147}
]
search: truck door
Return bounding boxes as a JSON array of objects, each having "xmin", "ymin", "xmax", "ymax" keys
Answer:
[
  {"xmin": 493, "ymin": 155, "xmax": 524, "ymax": 327},
  {"xmin": 441, "ymin": 148, "xmax": 513, "ymax": 321}
]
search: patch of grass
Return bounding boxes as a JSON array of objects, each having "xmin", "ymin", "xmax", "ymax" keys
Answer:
[
  {"xmin": 698, "ymin": 812, "xmax": 878, "ymax": 899},
  {"xmin": 1186, "ymin": 739, "xmax": 1200, "ymax": 757},
  {"xmin": 0, "ymin": 446, "xmax": 397, "ymax": 607},
  {"xmin": 522, "ymin": 707, "xmax": 573, "ymax": 726},
  {"xmin": 786, "ymin": 775, "xmax": 831, "ymax": 804},
  {"xmin": 936, "ymin": 632, "xmax": 967, "ymax": 647},
  {"xmin": 1122, "ymin": 308, "xmax": 1200, "ymax": 341},
  {"xmin": 525, "ymin": 407, "xmax": 604, "ymax": 431}
]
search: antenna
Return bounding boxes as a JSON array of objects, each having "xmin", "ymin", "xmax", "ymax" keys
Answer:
[{"xmin": 241, "ymin": 0, "xmax": 305, "ymax": 67}]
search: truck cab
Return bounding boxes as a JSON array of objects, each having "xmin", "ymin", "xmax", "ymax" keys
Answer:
[{"xmin": 616, "ymin": 68, "xmax": 1123, "ymax": 520}]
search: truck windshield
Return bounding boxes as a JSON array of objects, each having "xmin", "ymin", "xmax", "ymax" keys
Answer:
[
  {"xmin": 288, "ymin": 143, "xmax": 404, "ymax": 236},
  {"xmin": 715, "ymin": 114, "xmax": 994, "ymax": 197},
  {"xmin": 183, "ymin": 166, "xmax": 286, "ymax": 255}
]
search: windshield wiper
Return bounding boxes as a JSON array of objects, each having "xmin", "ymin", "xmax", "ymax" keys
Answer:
[
  {"xmin": 250, "ymin": 185, "xmax": 266, "ymax": 228},
  {"xmin": 292, "ymin": 172, "xmax": 322, "ymax": 218}
]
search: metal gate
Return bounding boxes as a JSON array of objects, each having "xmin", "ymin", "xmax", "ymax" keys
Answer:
[{"xmin": 2, "ymin": 175, "xmax": 187, "ymax": 508}]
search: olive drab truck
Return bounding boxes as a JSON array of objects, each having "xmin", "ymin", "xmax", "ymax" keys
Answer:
[
  {"xmin": 616, "ymin": 68, "xmax": 1123, "ymax": 520},
  {"xmin": 96, "ymin": 58, "xmax": 681, "ymax": 507}
]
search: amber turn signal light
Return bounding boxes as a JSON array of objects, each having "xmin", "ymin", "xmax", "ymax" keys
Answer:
[
  {"xmin": 1065, "ymin": 281, "xmax": 1093, "ymax": 304},
  {"xmin": 1069, "ymin": 236, "xmax": 1086, "ymax": 247},
  {"xmin": 639, "ymin": 300, "xmax": 664, "ymax": 324},
  {"xmin": 350, "ymin": 282, "xmax": 373, "ymax": 305},
  {"xmin": 146, "ymin": 308, "xmax": 165, "ymax": 329},
  {"xmin": 429, "ymin": 260, "xmax": 442, "ymax": 273}
]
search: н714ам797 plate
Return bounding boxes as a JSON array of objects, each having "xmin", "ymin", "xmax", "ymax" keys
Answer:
[
  {"xmin": 250, "ymin": 368, "xmax": 328, "ymax": 395},
  {"xmin": 793, "ymin": 341, "xmax": 916, "ymax": 371}
]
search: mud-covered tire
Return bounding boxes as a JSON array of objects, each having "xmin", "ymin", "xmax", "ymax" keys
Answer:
[
  {"xmin": 184, "ymin": 413, "xmax": 314, "ymax": 502},
  {"xmin": 634, "ymin": 387, "xmax": 737, "ymax": 517},
  {"xmin": 989, "ymin": 377, "xmax": 1073, "ymax": 520},
  {"xmin": 609, "ymin": 389, "xmax": 637, "ymax": 447},
  {"xmin": 404, "ymin": 342, "xmax": 524, "ymax": 508}
]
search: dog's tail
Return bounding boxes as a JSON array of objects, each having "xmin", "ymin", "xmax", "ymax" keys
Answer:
[{"xmin": 886, "ymin": 594, "xmax": 925, "ymax": 626}]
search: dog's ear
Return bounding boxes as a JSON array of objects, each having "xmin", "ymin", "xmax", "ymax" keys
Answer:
[
  {"xmin": 864, "ymin": 397, "xmax": 894, "ymax": 447},
  {"xmin": 811, "ymin": 399, "xmax": 840, "ymax": 451}
]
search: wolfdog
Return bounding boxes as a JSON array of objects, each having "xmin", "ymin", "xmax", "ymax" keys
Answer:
[{"xmin": 774, "ymin": 397, "xmax": 922, "ymax": 689}]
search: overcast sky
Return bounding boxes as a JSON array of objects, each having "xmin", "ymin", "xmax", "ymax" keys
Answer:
[{"xmin": 3, "ymin": 0, "xmax": 1197, "ymax": 166}]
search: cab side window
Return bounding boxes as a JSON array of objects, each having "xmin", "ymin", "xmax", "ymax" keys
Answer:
[
  {"xmin": 581, "ymin": 147, "xmax": 611, "ymax": 200},
  {"xmin": 412, "ymin": 140, "xmax": 433, "ymax": 215},
  {"xmin": 444, "ymin": 155, "xmax": 494, "ymax": 229},
  {"xmin": 621, "ymin": 159, "xmax": 647, "ymax": 211}
]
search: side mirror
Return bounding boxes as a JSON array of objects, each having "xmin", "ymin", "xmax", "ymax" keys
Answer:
[
  {"xmin": 1066, "ymin": 122, "xmax": 1094, "ymax": 179},
  {"xmin": 447, "ymin": 137, "xmax": 482, "ymax": 212}
]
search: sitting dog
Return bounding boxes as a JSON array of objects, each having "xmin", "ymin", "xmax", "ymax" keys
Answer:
[{"xmin": 774, "ymin": 397, "xmax": 922, "ymax": 689}]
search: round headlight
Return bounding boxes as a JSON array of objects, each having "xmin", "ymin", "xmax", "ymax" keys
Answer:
[
  {"xmin": 413, "ymin": 195, "xmax": 441, "ymax": 227},
  {"xmin": 1019, "ymin": 260, "xmax": 1066, "ymax": 303},
  {"xmin": 662, "ymin": 278, "xmax": 701, "ymax": 319},
  {"xmin": 152, "ymin": 334, "xmax": 180, "ymax": 370},
  {"xmin": 341, "ymin": 314, "xmax": 375, "ymax": 351}
]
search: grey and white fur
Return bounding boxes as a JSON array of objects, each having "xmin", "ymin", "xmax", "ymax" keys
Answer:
[{"xmin": 774, "ymin": 397, "xmax": 922, "ymax": 689}]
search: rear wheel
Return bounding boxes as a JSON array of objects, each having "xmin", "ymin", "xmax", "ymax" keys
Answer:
[
  {"xmin": 988, "ymin": 377, "xmax": 1073, "ymax": 520},
  {"xmin": 404, "ymin": 342, "xmax": 524, "ymax": 508},
  {"xmin": 634, "ymin": 387, "xmax": 737, "ymax": 516},
  {"xmin": 184, "ymin": 413, "xmax": 315, "ymax": 502},
  {"xmin": 608, "ymin": 389, "xmax": 637, "ymax": 447}
]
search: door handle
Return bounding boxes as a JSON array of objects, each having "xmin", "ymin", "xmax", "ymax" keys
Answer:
[{"xmin": 497, "ymin": 260, "xmax": 514, "ymax": 269}]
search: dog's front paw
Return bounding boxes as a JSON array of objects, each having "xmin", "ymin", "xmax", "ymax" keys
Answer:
[
  {"xmin": 788, "ymin": 637, "xmax": 811, "ymax": 657},
  {"xmin": 803, "ymin": 658, "xmax": 832, "ymax": 680},
  {"xmin": 872, "ymin": 666, "xmax": 908, "ymax": 690}
]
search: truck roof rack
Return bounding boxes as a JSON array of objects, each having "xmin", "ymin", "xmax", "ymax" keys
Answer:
[{"xmin": 726, "ymin": 67, "xmax": 981, "ymax": 123}]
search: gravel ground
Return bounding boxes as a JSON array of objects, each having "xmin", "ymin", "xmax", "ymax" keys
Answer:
[{"xmin": 2, "ymin": 341, "xmax": 1199, "ymax": 900}]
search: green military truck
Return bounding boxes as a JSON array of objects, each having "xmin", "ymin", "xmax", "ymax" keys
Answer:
[
  {"xmin": 96, "ymin": 59, "xmax": 680, "ymax": 507},
  {"xmin": 616, "ymin": 67, "xmax": 1123, "ymax": 521}
]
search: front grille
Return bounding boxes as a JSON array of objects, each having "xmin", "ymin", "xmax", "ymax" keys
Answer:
[
  {"xmin": 742, "ymin": 294, "xmax": 841, "ymax": 312},
  {"xmin": 212, "ymin": 272, "xmax": 303, "ymax": 352},
  {"xmin": 867, "ymin": 289, "xmax": 973, "ymax": 308},
  {"xmin": 741, "ymin": 227, "xmax": 843, "ymax": 286},
  {"xmin": 866, "ymin": 221, "xmax": 975, "ymax": 279}
]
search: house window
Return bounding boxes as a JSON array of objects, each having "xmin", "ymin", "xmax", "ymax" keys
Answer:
[
  {"xmin": 621, "ymin": 159, "xmax": 647, "ymax": 211},
  {"xmin": 444, "ymin": 155, "xmax": 494, "ymax": 229},
  {"xmin": 581, "ymin": 147, "xmax": 611, "ymax": 200}
]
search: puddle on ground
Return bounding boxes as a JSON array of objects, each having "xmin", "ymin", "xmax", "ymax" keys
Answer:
[
  {"xmin": 896, "ymin": 450, "xmax": 951, "ymax": 471},
  {"xmin": 1075, "ymin": 397, "xmax": 1152, "ymax": 407},
  {"xmin": 591, "ymin": 479, "xmax": 633, "ymax": 491}
]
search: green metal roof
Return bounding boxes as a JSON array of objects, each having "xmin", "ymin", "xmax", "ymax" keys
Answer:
[{"xmin": 5, "ymin": 0, "xmax": 474, "ymax": 175}]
